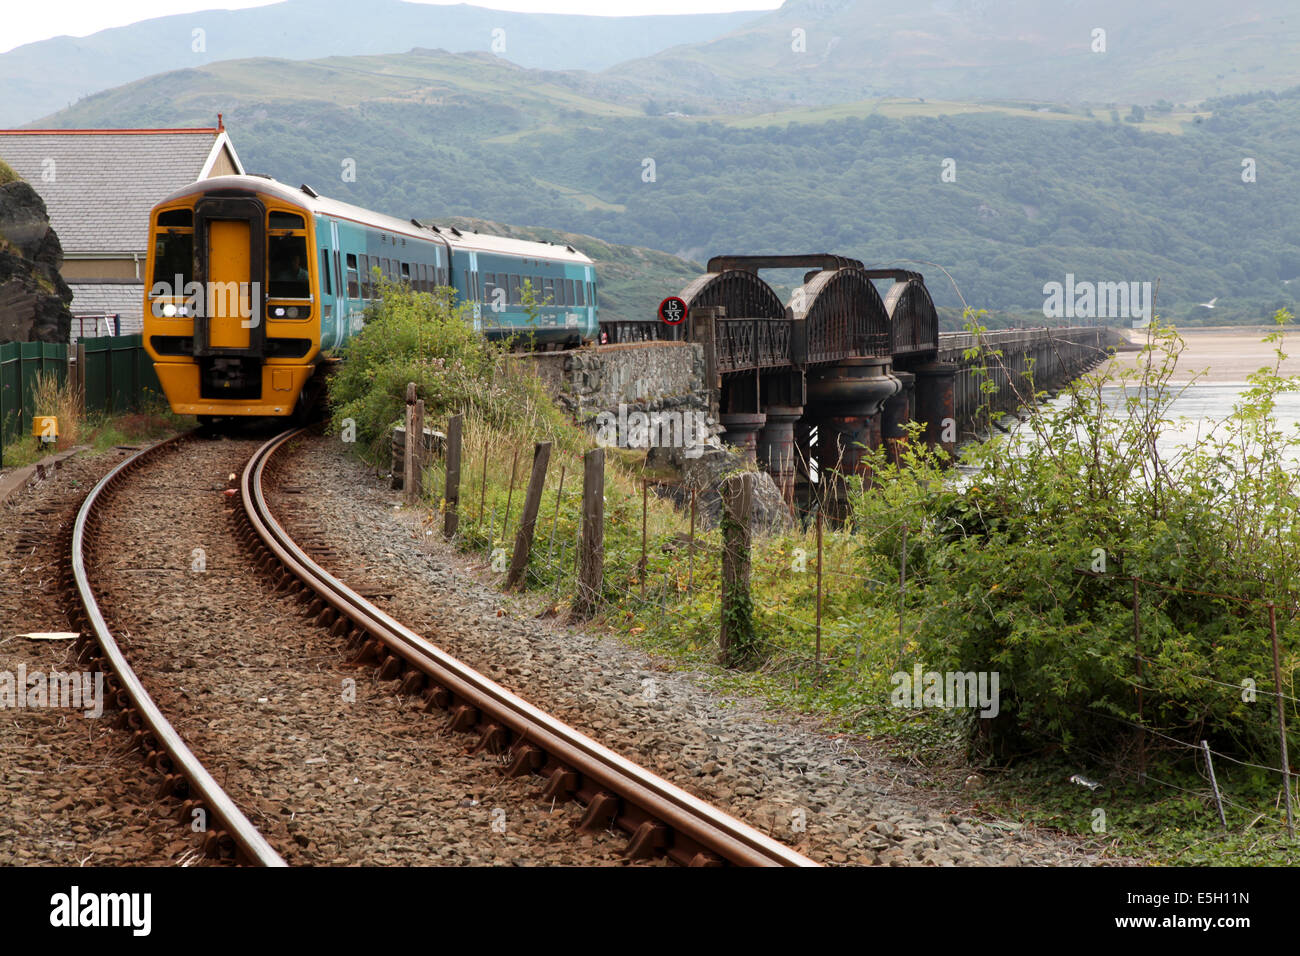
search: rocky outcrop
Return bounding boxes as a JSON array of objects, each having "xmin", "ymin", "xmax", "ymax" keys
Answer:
[
  {"xmin": 0, "ymin": 177, "xmax": 72, "ymax": 343},
  {"xmin": 648, "ymin": 438, "xmax": 794, "ymax": 534}
]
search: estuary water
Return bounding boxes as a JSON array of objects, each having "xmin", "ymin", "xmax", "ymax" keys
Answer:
[{"xmin": 976, "ymin": 327, "xmax": 1300, "ymax": 466}]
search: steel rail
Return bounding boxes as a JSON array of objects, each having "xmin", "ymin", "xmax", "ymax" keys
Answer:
[
  {"xmin": 244, "ymin": 428, "xmax": 818, "ymax": 867},
  {"xmin": 72, "ymin": 434, "xmax": 288, "ymax": 867}
]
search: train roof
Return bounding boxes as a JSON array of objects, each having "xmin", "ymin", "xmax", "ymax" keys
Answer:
[{"xmin": 153, "ymin": 174, "xmax": 595, "ymax": 265}]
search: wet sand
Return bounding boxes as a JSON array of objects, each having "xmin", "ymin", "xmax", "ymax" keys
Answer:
[{"xmin": 1102, "ymin": 327, "xmax": 1300, "ymax": 385}]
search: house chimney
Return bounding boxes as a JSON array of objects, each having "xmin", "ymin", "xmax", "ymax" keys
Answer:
[{"xmin": 217, "ymin": 112, "xmax": 224, "ymax": 131}]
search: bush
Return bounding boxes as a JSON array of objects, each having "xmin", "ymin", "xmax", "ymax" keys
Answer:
[
  {"xmin": 849, "ymin": 312, "xmax": 1300, "ymax": 763},
  {"xmin": 327, "ymin": 279, "xmax": 576, "ymax": 461}
]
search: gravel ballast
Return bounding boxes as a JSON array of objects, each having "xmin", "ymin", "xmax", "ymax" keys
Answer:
[{"xmin": 87, "ymin": 434, "xmax": 656, "ymax": 865}]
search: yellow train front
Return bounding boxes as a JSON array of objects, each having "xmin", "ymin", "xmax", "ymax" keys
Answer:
[
  {"xmin": 144, "ymin": 174, "xmax": 600, "ymax": 419},
  {"xmin": 143, "ymin": 177, "xmax": 336, "ymax": 417}
]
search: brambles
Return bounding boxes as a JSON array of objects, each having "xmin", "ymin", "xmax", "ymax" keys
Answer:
[{"xmin": 894, "ymin": 310, "xmax": 1299, "ymax": 764}]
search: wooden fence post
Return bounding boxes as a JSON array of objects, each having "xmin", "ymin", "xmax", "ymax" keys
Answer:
[
  {"xmin": 720, "ymin": 471, "xmax": 755, "ymax": 666},
  {"xmin": 572, "ymin": 447, "xmax": 605, "ymax": 618},
  {"xmin": 815, "ymin": 507, "xmax": 823, "ymax": 675},
  {"xmin": 640, "ymin": 479, "xmax": 648, "ymax": 598},
  {"xmin": 403, "ymin": 383, "xmax": 420, "ymax": 505},
  {"xmin": 443, "ymin": 413, "xmax": 463, "ymax": 538},
  {"xmin": 506, "ymin": 441, "xmax": 552, "ymax": 590}
]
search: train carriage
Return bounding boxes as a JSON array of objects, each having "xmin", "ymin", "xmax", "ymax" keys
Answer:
[{"xmin": 143, "ymin": 174, "xmax": 598, "ymax": 417}]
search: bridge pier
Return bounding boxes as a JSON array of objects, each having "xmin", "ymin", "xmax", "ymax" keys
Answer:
[
  {"xmin": 806, "ymin": 357, "xmax": 901, "ymax": 479},
  {"xmin": 911, "ymin": 361, "xmax": 957, "ymax": 457},
  {"xmin": 880, "ymin": 370, "xmax": 915, "ymax": 461},
  {"xmin": 719, "ymin": 411, "xmax": 766, "ymax": 463},
  {"xmin": 756, "ymin": 405, "xmax": 802, "ymax": 505}
]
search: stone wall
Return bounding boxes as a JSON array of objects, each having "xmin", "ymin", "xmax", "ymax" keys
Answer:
[{"xmin": 525, "ymin": 340, "xmax": 708, "ymax": 427}]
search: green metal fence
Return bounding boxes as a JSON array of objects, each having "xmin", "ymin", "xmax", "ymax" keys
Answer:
[
  {"xmin": 78, "ymin": 333, "xmax": 163, "ymax": 416},
  {"xmin": 0, "ymin": 340, "xmax": 67, "ymax": 444},
  {"xmin": 0, "ymin": 334, "xmax": 163, "ymax": 446}
]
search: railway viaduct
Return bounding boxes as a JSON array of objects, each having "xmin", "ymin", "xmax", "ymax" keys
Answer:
[{"xmin": 545, "ymin": 254, "xmax": 1118, "ymax": 506}]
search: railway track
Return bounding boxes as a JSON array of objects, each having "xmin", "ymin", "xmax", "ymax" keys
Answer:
[
  {"xmin": 70, "ymin": 432, "xmax": 286, "ymax": 866},
  {"xmin": 69, "ymin": 428, "xmax": 815, "ymax": 866},
  {"xmin": 245, "ymin": 428, "xmax": 816, "ymax": 867}
]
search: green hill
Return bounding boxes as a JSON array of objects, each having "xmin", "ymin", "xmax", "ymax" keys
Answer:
[
  {"xmin": 0, "ymin": 0, "xmax": 761, "ymax": 126},
  {"xmin": 607, "ymin": 0, "xmax": 1300, "ymax": 111},
  {"xmin": 23, "ymin": 48, "xmax": 1300, "ymax": 325}
]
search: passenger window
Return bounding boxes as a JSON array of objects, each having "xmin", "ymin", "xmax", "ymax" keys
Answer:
[
  {"xmin": 575, "ymin": 280, "xmax": 584, "ymax": 306},
  {"xmin": 346, "ymin": 254, "xmax": 359, "ymax": 298},
  {"xmin": 508, "ymin": 275, "xmax": 519, "ymax": 305},
  {"xmin": 320, "ymin": 249, "xmax": 332, "ymax": 296}
]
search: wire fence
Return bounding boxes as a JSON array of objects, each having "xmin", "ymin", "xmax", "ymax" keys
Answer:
[{"xmin": 399, "ymin": 411, "xmax": 1298, "ymax": 844}]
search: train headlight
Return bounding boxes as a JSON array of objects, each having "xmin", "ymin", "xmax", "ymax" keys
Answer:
[
  {"xmin": 161, "ymin": 303, "xmax": 177, "ymax": 317},
  {"xmin": 286, "ymin": 306, "xmax": 299, "ymax": 318},
  {"xmin": 274, "ymin": 306, "xmax": 286, "ymax": 317}
]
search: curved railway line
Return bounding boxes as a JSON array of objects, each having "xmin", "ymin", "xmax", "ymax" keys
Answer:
[{"xmin": 68, "ymin": 428, "xmax": 816, "ymax": 867}]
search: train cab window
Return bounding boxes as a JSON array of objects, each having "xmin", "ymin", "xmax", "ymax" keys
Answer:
[
  {"xmin": 320, "ymin": 249, "xmax": 332, "ymax": 296},
  {"xmin": 346, "ymin": 254, "xmax": 359, "ymax": 298},
  {"xmin": 269, "ymin": 234, "xmax": 309, "ymax": 299},
  {"xmin": 158, "ymin": 209, "xmax": 192, "ymax": 227},
  {"xmin": 268, "ymin": 210, "xmax": 309, "ymax": 300},
  {"xmin": 152, "ymin": 230, "xmax": 193, "ymax": 288}
]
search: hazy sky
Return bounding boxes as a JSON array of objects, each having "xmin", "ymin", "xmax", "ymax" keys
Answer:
[{"xmin": 1, "ymin": 0, "xmax": 779, "ymax": 54}]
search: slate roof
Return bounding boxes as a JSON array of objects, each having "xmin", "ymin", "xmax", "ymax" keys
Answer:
[
  {"xmin": 68, "ymin": 281, "xmax": 144, "ymax": 340},
  {"xmin": 0, "ymin": 128, "xmax": 239, "ymax": 255}
]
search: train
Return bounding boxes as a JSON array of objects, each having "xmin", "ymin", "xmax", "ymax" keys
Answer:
[{"xmin": 142, "ymin": 174, "xmax": 599, "ymax": 418}]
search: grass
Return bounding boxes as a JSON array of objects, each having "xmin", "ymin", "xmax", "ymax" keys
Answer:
[{"xmin": 1, "ymin": 372, "xmax": 183, "ymax": 469}]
